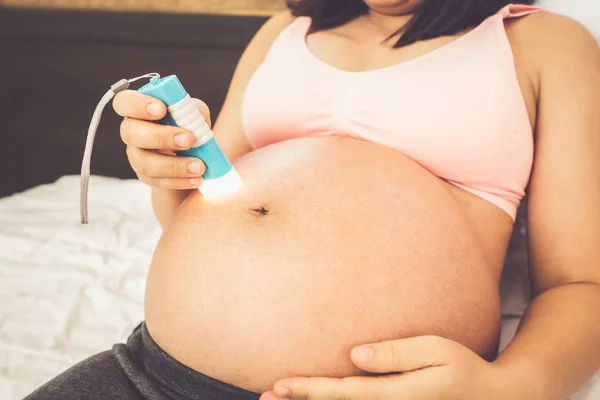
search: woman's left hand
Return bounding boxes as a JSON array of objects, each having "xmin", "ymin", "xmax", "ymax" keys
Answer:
[{"xmin": 260, "ymin": 336, "xmax": 515, "ymax": 400}]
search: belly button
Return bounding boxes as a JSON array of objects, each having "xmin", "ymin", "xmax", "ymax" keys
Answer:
[{"xmin": 248, "ymin": 206, "xmax": 271, "ymax": 217}]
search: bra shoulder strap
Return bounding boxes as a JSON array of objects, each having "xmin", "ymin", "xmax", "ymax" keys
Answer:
[{"xmin": 497, "ymin": 3, "xmax": 544, "ymax": 20}]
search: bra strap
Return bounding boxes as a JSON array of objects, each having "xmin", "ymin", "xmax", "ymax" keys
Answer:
[{"xmin": 497, "ymin": 3, "xmax": 543, "ymax": 19}]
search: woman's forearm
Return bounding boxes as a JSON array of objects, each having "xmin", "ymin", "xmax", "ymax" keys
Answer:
[
  {"xmin": 151, "ymin": 188, "xmax": 194, "ymax": 229},
  {"xmin": 494, "ymin": 282, "xmax": 600, "ymax": 400}
]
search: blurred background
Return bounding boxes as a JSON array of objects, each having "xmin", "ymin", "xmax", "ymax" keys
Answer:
[{"xmin": 0, "ymin": 0, "xmax": 285, "ymax": 198}]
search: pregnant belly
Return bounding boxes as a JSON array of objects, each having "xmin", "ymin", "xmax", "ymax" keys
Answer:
[{"xmin": 144, "ymin": 136, "xmax": 502, "ymax": 393}]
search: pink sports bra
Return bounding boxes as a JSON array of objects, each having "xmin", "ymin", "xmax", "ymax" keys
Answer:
[{"xmin": 241, "ymin": 4, "xmax": 541, "ymax": 221}]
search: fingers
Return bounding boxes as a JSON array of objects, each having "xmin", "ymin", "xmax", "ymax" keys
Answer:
[
  {"xmin": 351, "ymin": 336, "xmax": 458, "ymax": 374},
  {"xmin": 121, "ymin": 118, "xmax": 195, "ymax": 151},
  {"xmin": 113, "ymin": 91, "xmax": 211, "ymax": 125},
  {"xmin": 136, "ymin": 173, "xmax": 203, "ymax": 190},
  {"xmin": 126, "ymin": 146, "xmax": 205, "ymax": 179},
  {"xmin": 268, "ymin": 375, "xmax": 406, "ymax": 400},
  {"xmin": 274, "ymin": 377, "xmax": 371, "ymax": 400},
  {"xmin": 192, "ymin": 98, "xmax": 212, "ymax": 128},
  {"xmin": 259, "ymin": 392, "xmax": 280, "ymax": 400},
  {"xmin": 113, "ymin": 90, "xmax": 167, "ymax": 120},
  {"xmin": 115, "ymin": 90, "xmax": 213, "ymax": 190}
]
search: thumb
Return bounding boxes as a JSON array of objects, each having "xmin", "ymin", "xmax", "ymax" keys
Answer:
[
  {"xmin": 350, "ymin": 335, "xmax": 458, "ymax": 374},
  {"xmin": 192, "ymin": 98, "xmax": 212, "ymax": 128}
]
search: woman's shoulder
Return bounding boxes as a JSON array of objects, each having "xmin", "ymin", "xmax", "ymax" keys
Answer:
[
  {"xmin": 505, "ymin": 11, "xmax": 599, "ymax": 98},
  {"xmin": 241, "ymin": 11, "xmax": 300, "ymax": 61},
  {"xmin": 266, "ymin": 10, "xmax": 297, "ymax": 27},
  {"xmin": 233, "ymin": 11, "xmax": 297, "ymax": 72},
  {"xmin": 256, "ymin": 11, "xmax": 299, "ymax": 42},
  {"xmin": 506, "ymin": 11, "xmax": 598, "ymax": 68}
]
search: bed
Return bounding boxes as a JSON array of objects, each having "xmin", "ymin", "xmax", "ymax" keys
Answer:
[
  {"xmin": 0, "ymin": 0, "xmax": 598, "ymax": 399},
  {"xmin": 0, "ymin": 177, "xmax": 160, "ymax": 399}
]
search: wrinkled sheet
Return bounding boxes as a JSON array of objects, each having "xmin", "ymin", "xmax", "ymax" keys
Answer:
[
  {"xmin": 0, "ymin": 176, "xmax": 598, "ymax": 399},
  {"xmin": 0, "ymin": 176, "xmax": 160, "ymax": 399}
]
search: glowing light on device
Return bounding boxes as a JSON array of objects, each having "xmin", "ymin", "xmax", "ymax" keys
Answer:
[{"xmin": 138, "ymin": 75, "xmax": 242, "ymax": 199}]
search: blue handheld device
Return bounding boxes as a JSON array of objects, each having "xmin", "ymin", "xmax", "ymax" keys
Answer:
[{"xmin": 138, "ymin": 75, "xmax": 242, "ymax": 199}]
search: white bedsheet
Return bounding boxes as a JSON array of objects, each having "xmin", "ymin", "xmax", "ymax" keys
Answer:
[
  {"xmin": 0, "ymin": 176, "xmax": 160, "ymax": 399},
  {"xmin": 0, "ymin": 176, "xmax": 598, "ymax": 399}
]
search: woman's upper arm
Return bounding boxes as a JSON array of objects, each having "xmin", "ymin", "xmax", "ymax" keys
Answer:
[
  {"xmin": 526, "ymin": 13, "xmax": 600, "ymax": 294},
  {"xmin": 211, "ymin": 11, "xmax": 295, "ymax": 161}
]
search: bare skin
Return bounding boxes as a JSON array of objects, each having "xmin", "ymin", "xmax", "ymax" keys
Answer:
[
  {"xmin": 144, "ymin": 135, "xmax": 503, "ymax": 391},
  {"xmin": 114, "ymin": 1, "xmax": 600, "ymax": 398}
]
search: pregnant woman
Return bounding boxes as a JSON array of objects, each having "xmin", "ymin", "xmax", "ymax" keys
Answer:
[{"xmin": 28, "ymin": 1, "xmax": 600, "ymax": 399}]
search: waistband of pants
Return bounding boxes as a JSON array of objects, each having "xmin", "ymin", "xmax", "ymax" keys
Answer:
[{"xmin": 127, "ymin": 322, "xmax": 260, "ymax": 400}]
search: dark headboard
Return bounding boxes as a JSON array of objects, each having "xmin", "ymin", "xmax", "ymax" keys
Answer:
[{"xmin": 0, "ymin": 7, "xmax": 267, "ymax": 197}]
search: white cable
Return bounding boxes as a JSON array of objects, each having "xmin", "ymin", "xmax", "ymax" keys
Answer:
[{"xmin": 80, "ymin": 73, "xmax": 160, "ymax": 224}]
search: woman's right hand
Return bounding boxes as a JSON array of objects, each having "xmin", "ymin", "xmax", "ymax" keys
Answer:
[{"xmin": 113, "ymin": 90, "xmax": 211, "ymax": 190}]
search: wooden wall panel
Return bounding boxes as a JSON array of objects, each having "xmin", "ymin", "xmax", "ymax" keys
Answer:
[
  {"xmin": 0, "ymin": 7, "xmax": 266, "ymax": 196},
  {"xmin": 0, "ymin": 0, "xmax": 286, "ymax": 16}
]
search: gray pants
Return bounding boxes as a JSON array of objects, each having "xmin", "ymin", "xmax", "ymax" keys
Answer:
[{"xmin": 25, "ymin": 323, "xmax": 260, "ymax": 400}]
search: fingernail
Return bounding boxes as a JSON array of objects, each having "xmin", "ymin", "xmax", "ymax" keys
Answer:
[
  {"xmin": 188, "ymin": 178, "xmax": 201, "ymax": 186},
  {"xmin": 146, "ymin": 102, "xmax": 163, "ymax": 117},
  {"xmin": 273, "ymin": 386, "xmax": 292, "ymax": 398},
  {"xmin": 187, "ymin": 162, "xmax": 202, "ymax": 174},
  {"xmin": 175, "ymin": 133, "xmax": 191, "ymax": 148},
  {"xmin": 353, "ymin": 346, "xmax": 374, "ymax": 362}
]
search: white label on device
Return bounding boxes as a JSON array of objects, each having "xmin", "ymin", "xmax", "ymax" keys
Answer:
[{"xmin": 168, "ymin": 95, "xmax": 214, "ymax": 148}]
